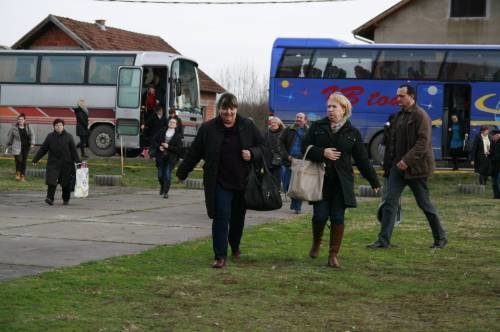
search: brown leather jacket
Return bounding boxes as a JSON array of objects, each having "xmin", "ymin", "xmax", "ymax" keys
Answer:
[{"xmin": 386, "ymin": 104, "xmax": 435, "ymax": 179}]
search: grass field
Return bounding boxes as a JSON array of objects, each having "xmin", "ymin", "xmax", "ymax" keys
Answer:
[{"xmin": 0, "ymin": 158, "xmax": 499, "ymax": 331}]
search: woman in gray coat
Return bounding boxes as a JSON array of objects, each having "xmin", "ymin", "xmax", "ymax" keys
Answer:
[{"xmin": 6, "ymin": 113, "xmax": 35, "ymax": 181}]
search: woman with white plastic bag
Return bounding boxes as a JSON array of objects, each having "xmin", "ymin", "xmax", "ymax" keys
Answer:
[{"xmin": 301, "ymin": 92, "xmax": 380, "ymax": 268}]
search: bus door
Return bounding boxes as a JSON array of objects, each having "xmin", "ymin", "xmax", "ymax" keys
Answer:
[
  {"xmin": 442, "ymin": 84, "xmax": 471, "ymax": 158},
  {"xmin": 116, "ymin": 66, "xmax": 143, "ymax": 149},
  {"xmin": 417, "ymin": 83, "xmax": 444, "ymax": 159}
]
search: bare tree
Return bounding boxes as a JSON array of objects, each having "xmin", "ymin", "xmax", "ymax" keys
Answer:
[{"xmin": 217, "ymin": 64, "xmax": 269, "ymax": 130}]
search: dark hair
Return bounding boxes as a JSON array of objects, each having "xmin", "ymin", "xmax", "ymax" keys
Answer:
[
  {"xmin": 17, "ymin": 113, "xmax": 26, "ymax": 120},
  {"xmin": 399, "ymin": 84, "xmax": 416, "ymax": 99},
  {"xmin": 217, "ymin": 92, "xmax": 238, "ymax": 111},
  {"xmin": 154, "ymin": 104, "xmax": 164, "ymax": 112},
  {"xmin": 53, "ymin": 118, "xmax": 65, "ymax": 126},
  {"xmin": 479, "ymin": 125, "xmax": 489, "ymax": 132},
  {"xmin": 491, "ymin": 129, "xmax": 500, "ymax": 135}
]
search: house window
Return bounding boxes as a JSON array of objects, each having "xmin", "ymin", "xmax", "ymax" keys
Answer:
[{"xmin": 450, "ymin": 0, "xmax": 486, "ymax": 18}]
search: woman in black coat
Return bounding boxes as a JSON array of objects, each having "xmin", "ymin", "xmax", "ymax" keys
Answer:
[
  {"xmin": 302, "ymin": 92, "xmax": 380, "ymax": 268},
  {"xmin": 471, "ymin": 126, "xmax": 491, "ymax": 185},
  {"xmin": 74, "ymin": 99, "xmax": 90, "ymax": 158},
  {"xmin": 32, "ymin": 119, "xmax": 81, "ymax": 206},
  {"xmin": 176, "ymin": 93, "xmax": 265, "ymax": 268},
  {"xmin": 151, "ymin": 118, "xmax": 183, "ymax": 198},
  {"xmin": 263, "ymin": 116, "xmax": 285, "ymax": 185}
]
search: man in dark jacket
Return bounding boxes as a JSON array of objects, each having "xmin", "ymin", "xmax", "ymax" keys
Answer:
[
  {"xmin": 74, "ymin": 99, "xmax": 90, "ymax": 158},
  {"xmin": 368, "ymin": 84, "xmax": 447, "ymax": 249},
  {"xmin": 176, "ymin": 93, "xmax": 265, "ymax": 269},
  {"xmin": 32, "ymin": 119, "xmax": 81, "ymax": 206},
  {"xmin": 280, "ymin": 112, "xmax": 308, "ymax": 213},
  {"xmin": 490, "ymin": 129, "xmax": 500, "ymax": 199}
]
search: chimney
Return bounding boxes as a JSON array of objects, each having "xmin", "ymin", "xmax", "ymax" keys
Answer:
[{"xmin": 95, "ymin": 19, "xmax": 106, "ymax": 31}]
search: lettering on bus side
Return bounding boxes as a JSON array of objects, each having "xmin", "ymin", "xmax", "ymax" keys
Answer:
[{"xmin": 321, "ymin": 85, "xmax": 398, "ymax": 107}]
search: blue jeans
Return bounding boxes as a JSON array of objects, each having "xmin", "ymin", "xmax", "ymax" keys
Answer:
[
  {"xmin": 156, "ymin": 157, "xmax": 173, "ymax": 192},
  {"xmin": 312, "ymin": 199, "xmax": 345, "ymax": 227},
  {"xmin": 377, "ymin": 166, "xmax": 446, "ymax": 245},
  {"xmin": 282, "ymin": 165, "xmax": 302, "ymax": 211},
  {"xmin": 213, "ymin": 184, "xmax": 246, "ymax": 259}
]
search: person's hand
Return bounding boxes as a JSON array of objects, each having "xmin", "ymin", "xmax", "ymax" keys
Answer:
[
  {"xmin": 323, "ymin": 148, "xmax": 341, "ymax": 161},
  {"xmin": 288, "ymin": 156, "xmax": 293, "ymax": 161},
  {"xmin": 161, "ymin": 142, "xmax": 168, "ymax": 148},
  {"xmin": 30, "ymin": 144, "xmax": 34, "ymax": 148},
  {"xmin": 32, "ymin": 162, "xmax": 37, "ymax": 166},
  {"xmin": 241, "ymin": 149, "xmax": 251, "ymax": 161},
  {"xmin": 397, "ymin": 160, "xmax": 408, "ymax": 170},
  {"xmin": 373, "ymin": 187, "xmax": 381, "ymax": 194},
  {"xmin": 140, "ymin": 124, "xmax": 145, "ymax": 130},
  {"xmin": 471, "ymin": 161, "xmax": 475, "ymax": 166},
  {"xmin": 159, "ymin": 146, "xmax": 165, "ymax": 152}
]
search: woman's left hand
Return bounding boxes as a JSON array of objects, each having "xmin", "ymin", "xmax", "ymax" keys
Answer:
[
  {"xmin": 373, "ymin": 187, "xmax": 381, "ymax": 193},
  {"xmin": 241, "ymin": 149, "xmax": 251, "ymax": 161}
]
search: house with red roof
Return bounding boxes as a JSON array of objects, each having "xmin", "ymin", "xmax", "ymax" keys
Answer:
[{"xmin": 12, "ymin": 15, "xmax": 224, "ymax": 119}]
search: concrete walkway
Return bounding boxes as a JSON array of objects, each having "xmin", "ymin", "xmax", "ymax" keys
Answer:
[{"xmin": 0, "ymin": 187, "xmax": 310, "ymax": 282}]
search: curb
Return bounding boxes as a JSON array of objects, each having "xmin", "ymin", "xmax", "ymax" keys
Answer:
[
  {"xmin": 25, "ymin": 168, "xmax": 46, "ymax": 178},
  {"xmin": 358, "ymin": 185, "xmax": 382, "ymax": 197}
]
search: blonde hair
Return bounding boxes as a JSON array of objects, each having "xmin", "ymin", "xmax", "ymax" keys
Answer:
[
  {"xmin": 270, "ymin": 116, "xmax": 284, "ymax": 130},
  {"xmin": 327, "ymin": 92, "xmax": 352, "ymax": 119}
]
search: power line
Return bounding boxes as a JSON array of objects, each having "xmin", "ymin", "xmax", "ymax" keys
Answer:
[{"xmin": 94, "ymin": 0, "xmax": 347, "ymax": 5}]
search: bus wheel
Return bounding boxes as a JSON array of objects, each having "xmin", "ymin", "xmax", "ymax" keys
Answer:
[
  {"xmin": 369, "ymin": 133, "xmax": 385, "ymax": 165},
  {"xmin": 89, "ymin": 125, "xmax": 115, "ymax": 157}
]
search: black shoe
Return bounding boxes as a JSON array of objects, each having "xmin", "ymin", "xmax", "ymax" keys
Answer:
[
  {"xmin": 163, "ymin": 193, "xmax": 169, "ymax": 199},
  {"xmin": 63, "ymin": 200, "xmax": 69, "ymax": 205},
  {"xmin": 367, "ymin": 240, "xmax": 390, "ymax": 249},
  {"xmin": 45, "ymin": 198, "xmax": 53, "ymax": 206},
  {"xmin": 430, "ymin": 238, "xmax": 448, "ymax": 249},
  {"xmin": 159, "ymin": 188, "xmax": 164, "ymax": 195}
]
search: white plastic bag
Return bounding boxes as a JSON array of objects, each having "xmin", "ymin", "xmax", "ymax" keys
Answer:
[{"xmin": 74, "ymin": 163, "xmax": 89, "ymax": 198}]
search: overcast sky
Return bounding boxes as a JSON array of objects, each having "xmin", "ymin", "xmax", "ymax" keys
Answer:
[{"xmin": 0, "ymin": 0, "xmax": 399, "ymax": 81}]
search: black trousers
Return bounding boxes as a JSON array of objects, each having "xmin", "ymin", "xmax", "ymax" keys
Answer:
[
  {"xmin": 14, "ymin": 147, "xmax": 29, "ymax": 175},
  {"xmin": 47, "ymin": 185, "xmax": 71, "ymax": 202},
  {"xmin": 377, "ymin": 166, "xmax": 446, "ymax": 245}
]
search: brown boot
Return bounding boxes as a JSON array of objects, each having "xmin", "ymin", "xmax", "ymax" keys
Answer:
[
  {"xmin": 20, "ymin": 174, "xmax": 26, "ymax": 182},
  {"xmin": 328, "ymin": 224, "xmax": 345, "ymax": 268},
  {"xmin": 15, "ymin": 171, "xmax": 21, "ymax": 181},
  {"xmin": 309, "ymin": 222, "xmax": 325, "ymax": 258}
]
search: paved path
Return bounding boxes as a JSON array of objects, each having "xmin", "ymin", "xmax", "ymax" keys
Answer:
[{"xmin": 0, "ymin": 188, "xmax": 310, "ymax": 282}]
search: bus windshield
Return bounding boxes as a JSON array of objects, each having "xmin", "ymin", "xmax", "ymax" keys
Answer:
[{"xmin": 170, "ymin": 59, "xmax": 200, "ymax": 113}]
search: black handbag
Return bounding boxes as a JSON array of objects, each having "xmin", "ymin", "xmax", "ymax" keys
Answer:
[{"xmin": 244, "ymin": 157, "xmax": 282, "ymax": 211}]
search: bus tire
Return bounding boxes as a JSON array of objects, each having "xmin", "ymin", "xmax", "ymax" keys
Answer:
[
  {"xmin": 458, "ymin": 184, "xmax": 485, "ymax": 194},
  {"xmin": 94, "ymin": 175, "xmax": 122, "ymax": 186},
  {"xmin": 89, "ymin": 125, "xmax": 115, "ymax": 157},
  {"xmin": 369, "ymin": 132, "xmax": 385, "ymax": 165}
]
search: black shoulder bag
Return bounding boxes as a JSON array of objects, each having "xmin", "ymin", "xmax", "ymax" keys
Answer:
[{"xmin": 244, "ymin": 153, "xmax": 283, "ymax": 211}]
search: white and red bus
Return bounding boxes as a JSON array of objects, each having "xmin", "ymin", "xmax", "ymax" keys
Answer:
[{"xmin": 0, "ymin": 50, "xmax": 202, "ymax": 156}]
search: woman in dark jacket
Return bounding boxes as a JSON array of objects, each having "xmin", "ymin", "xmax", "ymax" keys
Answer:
[
  {"xmin": 32, "ymin": 119, "xmax": 81, "ymax": 206},
  {"xmin": 302, "ymin": 92, "xmax": 380, "ymax": 268},
  {"xmin": 471, "ymin": 126, "xmax": 491, "ymax": 185},
  {"xmin": 176, "ymin": 93, "xmax": 265, "ymax": 268},
  {"xmin": 263, "ymin": 116, "xmax": 285, "ymax": 185},
  {"xmin": 74, "ymin": 99, "xmax": 90, "ymax": 158},
  {"xmin": 151, "ymin": 118, "xmax": 183, "ymax": 198}
]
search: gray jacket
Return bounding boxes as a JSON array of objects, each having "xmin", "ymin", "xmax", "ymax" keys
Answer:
[{"xmin": 6, "ymin": 124, "xmax": 35, "ymax": 155}]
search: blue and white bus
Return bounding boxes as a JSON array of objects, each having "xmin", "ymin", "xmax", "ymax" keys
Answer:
[{"xmin": 269, "ymin": 38, "xmax": 500, "ymax": 162}]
